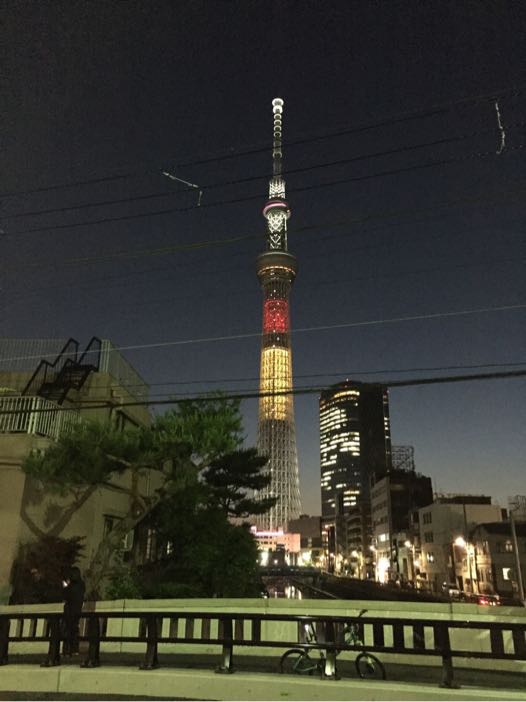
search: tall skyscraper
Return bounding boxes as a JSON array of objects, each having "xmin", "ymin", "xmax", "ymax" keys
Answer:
[
  {"xmin": 255, "ymin": 98, "xmax": 301, "ymax": 531},
  {"xmin": 319, "ymin": 381, "xmax": 391, "ymax": 568},
  {"xmin": 320, "ymin": 381, "xmax": 391, "ymax": 517}
]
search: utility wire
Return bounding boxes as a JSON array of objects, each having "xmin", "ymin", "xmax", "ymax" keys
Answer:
[
  {"xmin": 4, "ymin": 124, "xmax": 516, "ymax": 222},
  {"xmin": 53, "ymin": 360, "xmax": 526, "ymax": 402},
  {"xmin": 102, "ymin": 361, "xmax": 526, "ymax": 400},
  {"xmin": 2, "ymin": 302, "xmax": 524, "ymax": 364},
  {"xmin": 19, "ymin": 255, "xmax": 518, "ymax": 314},
  {"xmin": 6, "ymin": 199, "xmax": 524, "ymax": 298},
  {"xmin": 12, "ymin": 179, "xmax": 526, "ymax": 271},
  {"xmin": 2, "ymin": 82, "xmax": 524, "ymax": 200},
  {"xmin": 10, "ymin": 144, "xmax": 524, "ymax": 237},
  {"xmin": 1, "ymin": 369, "xmax": 525, "ymax": 415},
  {"xmin": 8, "ymin": 251, "xmax": 522, "ymax": 308},
  {"xmin": 101, "ymin": 360, "xmax": 526, "ymax": 392}
]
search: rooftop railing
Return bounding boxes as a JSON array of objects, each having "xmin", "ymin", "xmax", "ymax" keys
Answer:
[{"xmin": 0, "ymin": 396, "xmax": 80, "ymax": 441}]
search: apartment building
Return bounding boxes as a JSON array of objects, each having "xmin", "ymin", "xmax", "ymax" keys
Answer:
[
  {"xmin": 0, "ymin": 337, "xmax": 151, "ymax": 602},
  {"xmin": 417, "ymin": 495, "xmax": 503, "ymax": 593}
]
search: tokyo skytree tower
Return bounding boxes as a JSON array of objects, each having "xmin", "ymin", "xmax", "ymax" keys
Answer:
[{"xmin": 255, "ymin": 98, "xmax": 302, "ymax": 530}]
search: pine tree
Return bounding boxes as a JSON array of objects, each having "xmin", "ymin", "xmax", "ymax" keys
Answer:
[
  {"xmin": 202, "ymin": 448, "xmax": 276, "ymax": 518},
  {"xmin": 22, "ymin": 398, "xmax": 243, "ymax": 597}
]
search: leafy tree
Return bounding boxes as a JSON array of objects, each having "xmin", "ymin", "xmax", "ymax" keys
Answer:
[
  {"xmin": 104, "ymin": 552, "xmax": 141, "ymax": 600},
  {"xmin": 140, "ymin": 448, "xmax": 274, "ymax": 598},
  {"xmin": 203, "ymin": 448, "xmax": 276, "ymax": 518},
  {"xmin": 142, "ymin": 501, "xmax": 261, "ymax": 598},
  {"xmin": 22, "ymin": 398, "xmax": 243, "ymax": 597}
]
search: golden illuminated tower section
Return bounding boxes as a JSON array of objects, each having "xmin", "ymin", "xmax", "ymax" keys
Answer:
[{"xmin": 255, "ymin": 98, "xmax": 302, "ymax": 530}]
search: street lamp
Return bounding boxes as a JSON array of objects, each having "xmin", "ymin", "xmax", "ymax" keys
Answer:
[
  {"xmin": 404, "ymin": 540, "xmax": 416, "ymax": 584},
  {"xmin": 454, "ymin": 536, "xmax": 476, "ymax": 594},
  {"xmin": 350, "ymin": 549, "xmax": 364, "ymax": 579}
]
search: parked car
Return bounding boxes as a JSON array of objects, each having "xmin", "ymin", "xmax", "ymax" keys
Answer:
[{"xmin": 471, "ymin": 593, "xmax": 500, "ymax": 606}]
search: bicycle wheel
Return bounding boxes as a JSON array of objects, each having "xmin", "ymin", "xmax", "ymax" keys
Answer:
[
  {"xmin": 280, "ymin": 648, "xmax": 315, "ymax": 675},
  {"xmin": 355, "ymin": 652, "xmax": 386, "ymax": 680}
]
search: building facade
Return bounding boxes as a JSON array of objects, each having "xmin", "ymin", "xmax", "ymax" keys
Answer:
[
  {"xmin": 470, "ymin": 521, "xmax": 526, "ymax": 598},
  {"xmin": 416, "ymin": 495, "xmax": 503, "ymax": 594},
  {"xmin": 370, "ymin": 467, "xmax": 433, "ymax": 583},
  {"xmin": 287, "ymin": 514, "xmax": 323, "ymax": 567},
  {"xmin": 319, "ymin": 381, "xmax": 391, "ymax": 573},
  {"xmin": 255, "ymin": 99, "xmax": 301, "ymax": 530},
  {"xmin": 250, "ymin": 526, "xmax": 301, "ymax": 566},
  {"xmin": 0, "ymin": 337, "xmax": 151, "ymax": 602}
]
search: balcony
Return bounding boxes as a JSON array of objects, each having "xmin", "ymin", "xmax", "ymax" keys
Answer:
[{"xmin": 0, "ymin": 395, "xmax": 80, "ymax": 442}]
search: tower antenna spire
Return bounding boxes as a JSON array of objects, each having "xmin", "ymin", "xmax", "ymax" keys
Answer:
[
  {"xmin": 263, "ymin": 98, "xmax": 290, "ymax": 251},
  {"xmin": 272, "ymin": 97, "xmax": 284, "ymax": 176}
]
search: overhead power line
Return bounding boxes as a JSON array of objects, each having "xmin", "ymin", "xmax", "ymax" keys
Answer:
[
  {"xmin": 6, "ymin": 195, "xmax": 524, "ymax": 298},
  {"xmin": 53, "ymin": 360, "xmax": 526, "ymax": 402},
  {"xmin": 1, "ymin": 369, "xmax": 525, "ymax": 416},
  {"xmin": 1, "ymin": 302, "xmax": 524, "ymax": 364},
  {"xmin": 6, "ymin": 180, "xmax": 526, "ymax": 275},
  {"xmin": 15, "ymin": 254, "xmax": 519, "ymax": 315},
  {"xmin": 2, "ymin": 82, "xmax": 524, "ymax": 200},
  {"xmin": 5, "ymin": 124, "xmax": 518, "ymax": 222},
  {"xmin": 102, "ymin": 360, "xmax": 526, "ymax": 392},
  {"xmin": 9, "ymin": 143, "xmax": 524, "ymax": 237}
]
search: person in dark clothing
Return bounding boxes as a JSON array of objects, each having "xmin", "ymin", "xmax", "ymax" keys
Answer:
[{"xmin": 62, "ymin": 566, "xmax": 85, "ymax": 656}]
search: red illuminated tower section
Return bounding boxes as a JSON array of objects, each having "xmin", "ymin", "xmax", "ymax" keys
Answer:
[{"xmin": 255, "ymin": 98, "xmax": 301, "ymax": 530}]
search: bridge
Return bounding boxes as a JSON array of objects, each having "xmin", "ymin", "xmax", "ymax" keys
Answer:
[
  {"xmin": 260, "ymin": 566, "xmax": 449, "ymax": 602},
  {"xmin": 1, "ymin": 597, "xmax": 525, "ymax": 700}
]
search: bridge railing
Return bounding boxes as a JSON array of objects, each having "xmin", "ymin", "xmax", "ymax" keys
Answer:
[{"xmin": 1, "ymin": 608, "xmax": 525, "ymax": 688}]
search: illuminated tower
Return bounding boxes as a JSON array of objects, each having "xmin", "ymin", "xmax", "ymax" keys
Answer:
[{"xmin": 255, "ymin": 98, "xmax": 302, "ymax": 530}]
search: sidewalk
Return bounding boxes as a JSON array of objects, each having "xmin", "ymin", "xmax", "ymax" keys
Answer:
[
  {"xmin": 0, "ymin": 658, "xmax": 525, "ymax": 702},
  {"xmin": 6, "ymin": 652, "xmax": 526, "ymax": 692}
]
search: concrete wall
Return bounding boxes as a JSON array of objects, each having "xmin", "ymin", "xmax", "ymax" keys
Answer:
[
  {"xmin": 68, "ymin": 370, "xmax": 151, "ymax": 428},
  {"xmin": 0, "ymin": 433, "xmax": 54, "ymax": 602}
]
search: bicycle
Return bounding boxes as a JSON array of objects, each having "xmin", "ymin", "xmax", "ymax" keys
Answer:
[{"xmin": 279, "ymin": 609, "xmax": 386, "ymax": 680}]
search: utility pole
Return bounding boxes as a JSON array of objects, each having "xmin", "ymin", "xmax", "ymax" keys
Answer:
[{"xmin": 509, "ymin": 509, "xmax": 525, "ymax": 604}]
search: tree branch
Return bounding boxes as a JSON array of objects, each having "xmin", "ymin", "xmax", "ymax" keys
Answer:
[
  {"xmin": 20, "ymin": 501, "xmax": 46, "ymax": 540},
  {"xmin": 104, "ymin": 453, "xmax": 133, "ymax": 468},
  {"xmin": 48, "ymin": 484, "xmax": 99, "ymax": 537}
]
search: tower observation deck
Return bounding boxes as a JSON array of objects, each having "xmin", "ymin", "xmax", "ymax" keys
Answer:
[{"xmin": 255, "ymin": 98, "xmax": 302, "ymax": 530}]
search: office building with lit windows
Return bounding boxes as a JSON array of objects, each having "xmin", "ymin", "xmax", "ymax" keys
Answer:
[{"xmin": 319, "ymin": 381, "xmax": 392, "ymax": 570}]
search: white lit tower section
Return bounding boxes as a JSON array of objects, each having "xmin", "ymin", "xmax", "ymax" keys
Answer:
[{"xmin": 255, "ymin": 98, "xmax": 302, "ymax": 530}]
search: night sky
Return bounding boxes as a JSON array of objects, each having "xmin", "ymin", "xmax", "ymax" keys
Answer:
[{"xmin": 2, "ymin": 1, "xmax": 525, "ymax": 515}]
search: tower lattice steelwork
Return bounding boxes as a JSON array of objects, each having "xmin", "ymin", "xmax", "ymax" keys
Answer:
[{"xmin": 255, "ymin": 98, "xmax": 301, "ymax": 530}]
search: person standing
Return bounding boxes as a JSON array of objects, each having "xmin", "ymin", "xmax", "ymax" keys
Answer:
[{"xmin": 62, "ymin": 567, "xmax": 85, "ymax": 656}]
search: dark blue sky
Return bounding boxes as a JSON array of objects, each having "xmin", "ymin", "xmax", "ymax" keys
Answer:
[{"xmin": 2, "ymin": 1, "xmax": 525, "ymax": 514}]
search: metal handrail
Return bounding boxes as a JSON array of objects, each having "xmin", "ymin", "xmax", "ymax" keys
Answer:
[
  {"xmin": 77, "ymin": 336, "xmax": 102, "ymax": 369},
  {"xmin": 0, "ymin": 608, "xmax": 525, "ymax": 687}
]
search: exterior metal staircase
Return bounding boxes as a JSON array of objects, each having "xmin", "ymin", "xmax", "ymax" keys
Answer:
[{"xmin": 22, "ymin": 336, "xmax": 102, "ymax": 405}]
